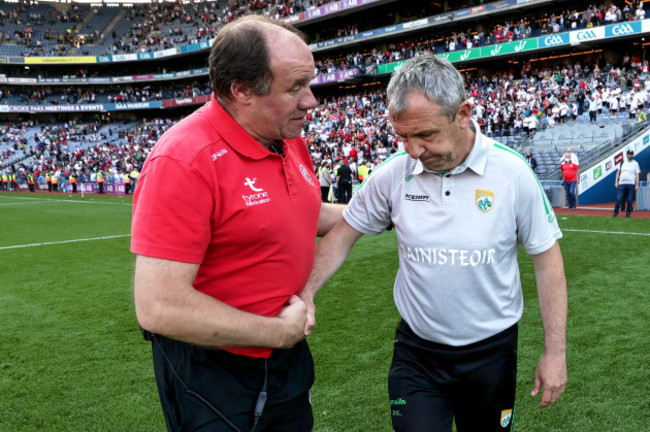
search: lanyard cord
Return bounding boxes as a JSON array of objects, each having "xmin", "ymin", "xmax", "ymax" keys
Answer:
[{"xmin": 250, "ymin": 359, "xmax": 268, "ymax": 432}]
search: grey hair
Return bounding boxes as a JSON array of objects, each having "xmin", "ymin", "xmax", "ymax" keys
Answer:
[{"xmin": 386, "ymin": 55, "xmax": 466, "ymax": 121}]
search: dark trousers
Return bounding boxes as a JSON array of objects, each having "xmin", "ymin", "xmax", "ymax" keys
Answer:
[
  {"xmin": 337, "ymin": 182, "xmax": 352, "ymax": 204},
  {"xmin": 614, "ymin": 184, "xmax": 635, "ymax": 216},
  {"xmin": 150, "ymin": 335, "xmax": 314, "ymax": 432},
  {"xmin": 563, "ymin": 181, "xmax": 576, "ymax": 208},
  {"xmin": 388, "ymin": 320, "xmax": 518, "ymax": 432},
  {"xmin": 589, "ymin": 110, "xmax": 597, "ymax": 122},
  {"xmin": 320, "ymin": 186, "xmax": 330, "ymax": 202}
]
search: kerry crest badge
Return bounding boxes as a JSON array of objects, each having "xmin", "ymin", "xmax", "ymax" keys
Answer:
[
  {"xmin": 476, "ymin": 190, "xmax": 494, "ymax": 212},
  {"xmin": 500, "ymin": 409, "xmax": 513, "ymax": 428}
]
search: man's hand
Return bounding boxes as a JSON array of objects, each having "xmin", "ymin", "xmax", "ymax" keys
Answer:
[
  {"xmin": 299, "ymin": 289, "xmax": 316, "ymax": 336},
  {"xmin": 275, "ymin": 295, "xmax": 308, "ymax": 348},
  {"xmin": 530, "ymin": 352, "xmax": 567, "ymax": 408}
]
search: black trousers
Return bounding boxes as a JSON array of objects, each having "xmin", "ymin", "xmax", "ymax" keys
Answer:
[
  {"xmin": 150, "ymin": 335, "xmax": 314, "ymax": 432},
  {"xmin": 320, "ymin": 186, "xmax": 330, "ymax": 202},
  {"xmin": 337, "ymin": 182, "xmax": 352, "ymax": 203},
  {"xmin": 388, "ymin": 320, "xmax": 518, "ymax": 432}
]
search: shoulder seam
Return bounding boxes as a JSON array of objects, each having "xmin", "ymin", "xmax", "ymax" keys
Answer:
[
  {"xmin": 356, "ymin": 151, "xmax": 408, "ymax": 192},
  {"xmin": 492, "ymin": 142, "xmax": 553, "ymax": 219}
]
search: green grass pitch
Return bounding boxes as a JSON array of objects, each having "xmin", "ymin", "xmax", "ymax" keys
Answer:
[{"xmin": 1, "ymin": 192, "xmax": 649, "ymax": 431}]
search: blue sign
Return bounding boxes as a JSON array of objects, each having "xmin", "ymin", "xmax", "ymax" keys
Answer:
[
  {"xmin": 538, "ymin": 33, "xmax": 570, "ymax": 48},
  {"xmin": 605, "ymin": 21, "xmax": 642, "ymax": 37}
]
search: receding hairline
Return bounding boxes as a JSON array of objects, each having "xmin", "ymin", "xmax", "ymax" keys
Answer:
[{"xmin": 227, "ymin": 15, "xmax": 306, "ymax": 43}]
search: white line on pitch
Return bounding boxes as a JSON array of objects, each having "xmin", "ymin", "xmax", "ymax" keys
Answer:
[
  {"xmin": 0, "ymin": 196, "xmax": 131, "ymax": 206},
  {"xmin": 0, "ymin": 202, "xmax": 46, "ymax": 206},
  {"xmin": 563, "ymin": 229, "xmax": 650, "ymax": 236},
  {"xmin": 0, "ymin": 234, "xmax": 131, "ymax": 250}
]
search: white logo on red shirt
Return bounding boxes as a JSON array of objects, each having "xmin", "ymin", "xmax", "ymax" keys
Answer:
[
  {"xmin": 211, "ymin": 149, "xmax": 228, "ymax": 161},
  {"xmin": 242, "ymin": 177, "xmax": 271, "ymax": 206},
  {"xmin": 299, "ymin": 165, "xmax": 315, "ymax": 185},
  {"xmin": 244, "ymin": 177, "xmax": 264, "ymax": 192}
]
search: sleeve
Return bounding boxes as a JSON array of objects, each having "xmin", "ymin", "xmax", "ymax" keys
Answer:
[
  {"xmin": 343, "ymin": 158, "xmax": 395, "ymax": 236},
  {"xmin": 516, "ymin": 165, "xmax": 562, "ymax": 255},
  {"xmin": 130, "ymin": 155, "xmax": 217, "ymax": 264}
]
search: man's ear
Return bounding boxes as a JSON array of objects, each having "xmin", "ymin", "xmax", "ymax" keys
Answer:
[
  {"xmin": 230, "ymin": 82, "xmax": 253, "ymax": 105},
  {"xmin": 457, "ymin": 101, "xmax": 473, "ymax": 129}
]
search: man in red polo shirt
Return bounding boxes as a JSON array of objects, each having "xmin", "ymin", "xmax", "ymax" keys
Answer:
[
  {"xmin": 560, "ymin": 158, "xmax": 579, "ymax": 209},
  {"xmin": 131, "ymin": 16, "xmax": 344, "ymax": 432}
]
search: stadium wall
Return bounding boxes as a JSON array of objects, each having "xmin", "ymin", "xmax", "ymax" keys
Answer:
[{"xmin": 578, "ymin": 133, "xmax": 650, "ymax": 207}]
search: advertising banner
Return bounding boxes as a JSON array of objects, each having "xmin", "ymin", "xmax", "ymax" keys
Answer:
[
  {"xmin": 305, "ymin": 0, "xmax": 379, "ymax": 20},
  {"xmin": 4, "ymin": 104, "xmax": 104, "ymax": 113},
  {"xmin": 485, "ymin": 0, "xmax": 514, "ymax": 10},
  {"xmin": 402, "ymin": 18, "xmax": 430, "ymax": 29},
  {"xmin": 79, "ymin": 183, "xmax": 126, "ymax": 194},
  {"xmin": 25, "ymin": 56, "xmax": 97, "ymax": 64},
  {"xmin": 431, "ymin": 13, "xmax": 452, "ymax": 23},
  {"xmin": 569, "ymin": 27, "xmax": 606, "ymax": 44},
  {"xmin": 538, "ymin": 33, "xmax": 570, "ymax": 48},
  {"xmin": 163, "ymin": 95, "xmax": 210, "ymax": 107},
  {"xmin": 605, "ymin": 21, "xmax": 642, "ymax": 37},
  {"xmin": 437, "ymin": 47, "xmax": 481, "ymax": 63},
  {"xmin": 481, "ymin": 38, "xmax": 538, "ymax": 58},
  {"xmin": 377, "ymin": 61, "xmax": 408, "ymax": 75},
  {"xmin": 104, "ymin": 101, "xmax": 163, "ymax": 110},
  {"xmin": 578, "ymin": 132, "xmax": 649, "ymax": 196},
  {"xmin": 312, "ymin": 69, "xmax": 360, "ymax": 84}
]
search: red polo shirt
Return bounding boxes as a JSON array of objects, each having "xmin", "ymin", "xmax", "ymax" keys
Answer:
[
  {"xmin": 560, "ymin": 161, "xmax": 579, "ymax": 182},
  {"xmin": 131, "ymin": 94, "xmax": 321, "ymax": 358}
]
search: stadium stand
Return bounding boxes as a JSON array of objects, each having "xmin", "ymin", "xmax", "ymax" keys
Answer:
[{"xmin": 1, "ymin": 0, "xmax": 649, "ymax": 190}]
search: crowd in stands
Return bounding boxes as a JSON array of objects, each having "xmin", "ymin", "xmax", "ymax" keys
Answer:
[
  {"xmin": 0, "ymin": 118, "xmax": 176, "ymax": 191},
  {"xmin": 313, "ymin": 0, "xmax": 648, "ymax": 75},
  {"xmin": 434, "ymin": 2, "xmax": 646, "ymax": 53},
  {"xmin": 306, "ymin": 59, "xmax": 650, "ymax": 173},
  {"xmin": 2, "ymin": 0, "xmax": 646, "ymax": 60},
  {"xmin": 0, "ymin": 0, "xmax": 337, "ymax": 57},
  {"xmin": 466, "ymin": 59, "xmax": 650, "ymax": 136},
  {"xmin": 107, "ymin": 0, "xmax": 332, "ymax": 55},
  {"xmin": 3, "ymin": 57, "xmax": 650, "ymax": 189},
  {"xmin": 1, "ymin": 80, "xmax": 212, "ymax": 106}
]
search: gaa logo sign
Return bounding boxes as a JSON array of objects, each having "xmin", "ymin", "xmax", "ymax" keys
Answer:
[
  {"xmin": 542, "ymin": 34, "xmax": 566, "ymax": 46},
  {"xmin": 577, "ymin": 30, "xmax": 597, "ymax": 40},
  {"xmin": 606, "ymin": 22, "xmax": 641, "ymax": 37},
  {"xmin": 612, "ymin": 24, "xmax": 635, "ymax": 36}
]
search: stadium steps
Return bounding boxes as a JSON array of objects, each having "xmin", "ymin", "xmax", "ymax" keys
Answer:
[
  {"xmin": 68, "ymin": 5, "xmax": 104, "ymax": 44},
  {"xmin": 99, "ymin": 9, "xmax": 128, "ymax": 42},
  {"xmin": 70, "ymin": 8, "xmax": 128, "ymax": 55}
]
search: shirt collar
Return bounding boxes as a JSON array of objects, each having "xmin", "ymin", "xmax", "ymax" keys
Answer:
[
  {"xmin": 205, "ymin": 93, "xmax": 282, "ymax": 160},
  {"xmin": 412, "ymin": 120, "xmax": 489, "ymax": 177}
]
